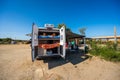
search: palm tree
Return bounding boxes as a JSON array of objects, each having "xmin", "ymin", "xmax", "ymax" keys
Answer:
[{"xmin": 58, "ymin": 24, "xmax": 71, "ymax": 32}]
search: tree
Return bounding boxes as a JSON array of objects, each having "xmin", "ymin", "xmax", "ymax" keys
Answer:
[
  {"xmin": 0, "ymin": 38, "xmax": 12, "ymax": 44},
  {"xmin": 58, "ymin": 24, "xmax": 66, "ymax": 29},
  {"xmin": 58, "ymin": 24, "xmax": 71, "ymax": 32},
  {"xmin": 79, "ymin": 28, "xmax": 86, "ymax": 36},
  {"xmin": 66, "ymin": 28, "xmax": 71, "ymax": 32}
]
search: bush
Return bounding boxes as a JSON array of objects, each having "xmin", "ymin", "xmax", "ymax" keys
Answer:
[
  {"xmin": 0, "ymin": 38, "xmax": 12, "ymax": 44},
  {"xmin": 89, "ymin": 41, "xmax": 120, "ymax": 62}
]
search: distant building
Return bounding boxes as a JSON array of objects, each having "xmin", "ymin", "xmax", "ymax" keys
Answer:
[{"xmin": 92, "ymin": 36, "xmax": 120, "ymax": 42}]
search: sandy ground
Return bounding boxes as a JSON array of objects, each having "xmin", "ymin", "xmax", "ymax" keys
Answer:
[{"xmin": 0, "ymin": 44, "xmax": 120, "ymax": 80}]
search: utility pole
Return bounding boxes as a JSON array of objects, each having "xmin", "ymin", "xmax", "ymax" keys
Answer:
[{"xmin": 114, "ymin": 26, "xmax": 117, "ymax": 44}]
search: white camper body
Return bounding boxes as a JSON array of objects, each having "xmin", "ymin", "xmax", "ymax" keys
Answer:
[{"xmin": 31, "ymin": 24, "xmax": 66, "ymax": 62}]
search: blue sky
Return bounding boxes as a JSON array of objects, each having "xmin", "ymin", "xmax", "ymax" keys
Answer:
[{"xmin": 0, "ymin": 0, "xmax": 120, "ymax": 40}]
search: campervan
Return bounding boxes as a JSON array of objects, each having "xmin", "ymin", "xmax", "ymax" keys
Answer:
[{"xmin": 31, "ymin": 23, "xmax": 66, "ymax": 62}]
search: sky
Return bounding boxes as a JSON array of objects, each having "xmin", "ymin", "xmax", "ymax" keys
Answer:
[{"xmin": 0, "ymin": 0, "xmax": 120, "ymax": 40}]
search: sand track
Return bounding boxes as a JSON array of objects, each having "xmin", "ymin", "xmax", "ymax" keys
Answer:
[{"xmin": 0, "ymin": 44, "xmax": 120, "ymax": 80}]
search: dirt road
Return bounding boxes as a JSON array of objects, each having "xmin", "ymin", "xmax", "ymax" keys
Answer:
[{"xmin": 0, "ymin": 44, "xmax": 120, "ymax": 80}]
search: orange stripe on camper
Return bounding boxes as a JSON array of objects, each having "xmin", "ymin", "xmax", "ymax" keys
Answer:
[{"xmin": 39, "ymin": 43, "xmax": 60, "ymax": 49}]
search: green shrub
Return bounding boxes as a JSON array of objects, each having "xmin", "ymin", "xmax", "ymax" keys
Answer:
[
  {"xmin": 89, "ymin": 41, "xmax": 120, "ymax": 62},
  {"xmin": 0, "ymin": 38, "xmax": 12, "ymax": 44}
]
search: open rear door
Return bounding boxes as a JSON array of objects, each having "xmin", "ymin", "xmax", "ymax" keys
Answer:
[
  {"xmin": 31, "ymin": 23, "xmax": 38, "ymax": 62},
  {"xmin": 60, "ymin": 26, "xmax": 66, "ymax": 58}
]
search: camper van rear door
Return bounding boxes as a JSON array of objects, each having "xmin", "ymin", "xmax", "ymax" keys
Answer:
[
  {"xmin": 60, "ymin": 26, "xmax": 66, "ymax": 58},
  {"xmin": 31, "ymin": 24, "xmax": 38, "ymax": 62}
]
